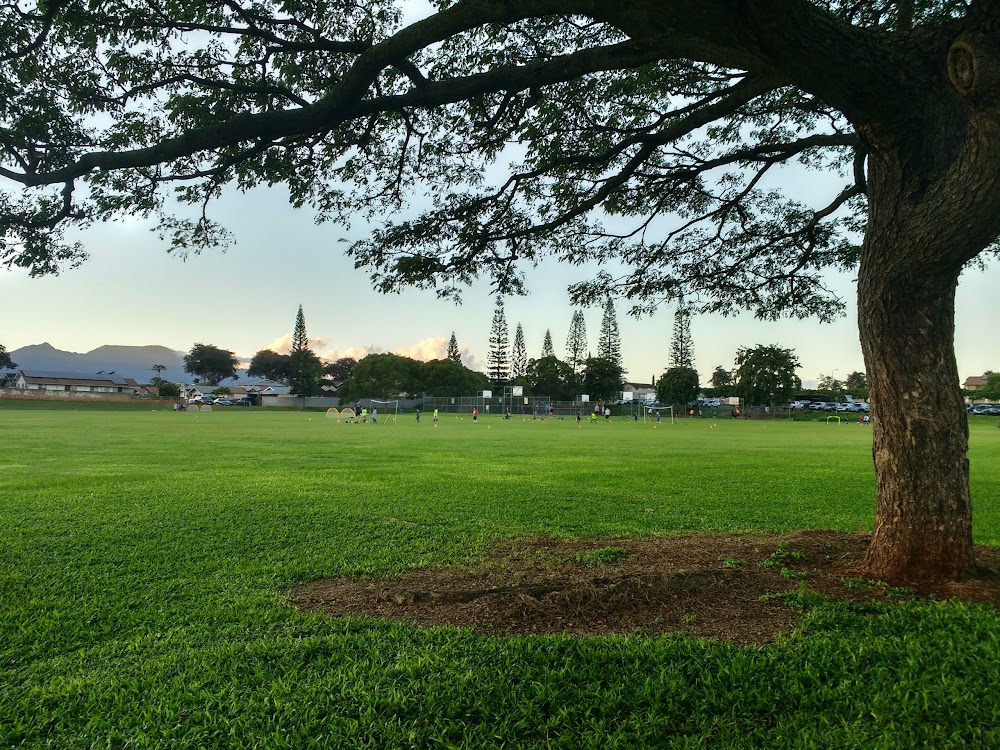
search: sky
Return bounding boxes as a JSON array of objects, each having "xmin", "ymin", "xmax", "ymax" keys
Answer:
[
  {"xmin": 1, "ymin": 1, "xmax": 998, "ymax": 388},
  {"xmin": 1, "ymin": 174, "xmax": 996, "ymax": 390}
]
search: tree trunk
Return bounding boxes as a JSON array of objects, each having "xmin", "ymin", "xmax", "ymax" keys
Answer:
[
  {"xmin": 858, "ymin": 261, "xmax": 974, "ymax": 581},
  {"xmin": 856, "ymin": 134, "xmax": 992, "ymax": 580},
  {"xmin": 854, "ymin": 23, "xmax": 1000, "ymax": 580}
]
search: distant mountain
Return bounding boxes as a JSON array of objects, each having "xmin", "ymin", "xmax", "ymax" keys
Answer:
[{"xmin": 8, "ymin": 343, "xmax": 188, "ymax": 383}]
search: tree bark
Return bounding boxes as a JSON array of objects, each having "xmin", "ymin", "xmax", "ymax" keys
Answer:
[
  {"xmin": 856, "ymin": 29, "xmax": 1000, "ymax": 581},
  {"xmin": 858, "ymin": 260, "xmax": 975, "ymax": 581}
]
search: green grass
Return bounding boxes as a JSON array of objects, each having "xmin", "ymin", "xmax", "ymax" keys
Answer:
[{"xmin": 1, "ymin": 406, "xmax": 999, "ymax": 748}]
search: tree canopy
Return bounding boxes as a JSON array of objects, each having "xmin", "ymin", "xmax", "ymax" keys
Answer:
[
  {"xmin": 0, "ymin": 345, "xmax": 16, "ymax": 370},
  {"xmin": 337, "ymin": 352, "xmax": 421, "ymax": 400},
  {"xmin": 248, "ymin": 349, "xmax": 291, "ymax": 382},
  {"xmin": 582, "ymin": 356, "xmax": 624, "ymax": 401},
  {"xmin": 656, "ymin": 366, "xmax": 699, "ymax": 407},
  {"xmin": 183, "ymin": 344, "xmax": 239, "ymax": 385},
  {"xmin": 4, "ymin": 0, "xmax": 999, "ymax": 578},
  {"xmin": 418, "ymin": 357, "xmax": 489, "ymax": 397},
  {"xmin": 564, "ymin": 310, "xmax": 588, "ymax": 374},
  {"xmin": 733, "ymin": 345, "xmax": 802, "ymax": 407},
  {"xmin": 524, "ymin": 355, "xmax": 580, "ymax": 401},
  {"xmin": 288, "ymin": 306, "xmax": 324, "ymax": 398},
  {"xmin": 324, "ymin": 357, "xmax": 357, "ymax": 383},
  {"xmin": 446, "ymin": 332, "xmax": 461, "ymax": 363},
  {"xmin": 487, "ymin": 298, "xmax": 509, "ymax": 384}
]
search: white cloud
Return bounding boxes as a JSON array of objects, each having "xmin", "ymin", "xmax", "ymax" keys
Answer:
[
  {"xmin": 317, "ymin": 336, "xmax": 484, "ymax": 372},
  {"xmin": 264, "ymin": 333, "xmax": 330, "ymax": 355}
]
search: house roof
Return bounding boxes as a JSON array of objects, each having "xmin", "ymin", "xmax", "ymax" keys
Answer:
[
  {"xmin": 17, "ymin": 369, "xmax": 133, "ymax": 387},
  {"xmin": 964, "ymin": 375, "xmax": 988, "ymax": 388}
]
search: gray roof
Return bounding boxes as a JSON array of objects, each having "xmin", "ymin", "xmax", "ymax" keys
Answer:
[{"xmin": 19, "ymin": 369, "xmax": 131, "ymax": 385}]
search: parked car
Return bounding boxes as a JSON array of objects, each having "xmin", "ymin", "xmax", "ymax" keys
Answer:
[
  {"xmin": 972, "ymin": 404, "xmax": 993, "ymax": 415},
  {"xmin": 235, "ymin": 397, "xmax": 254, "ymax": 406},
  {"xmin": 213, "ymin": 398, "xmax": 234, "ymax": 406}
]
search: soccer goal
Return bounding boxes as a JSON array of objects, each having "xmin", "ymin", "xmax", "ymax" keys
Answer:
[
  {"xmin": 643, "ymin": 405, "xmax": 673, "ymax": 424},
  {"xmin": 369, "ymin": 399, "xmax": 400, "ymax": 424}
]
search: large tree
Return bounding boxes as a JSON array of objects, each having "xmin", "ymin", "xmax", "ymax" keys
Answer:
[
  {"xmin": 734, "ymin": 345, "xmax": 802, "ymax": 409},
  {"xmin": 324, "ymin": 357, "xmax": 357, "ymax": 383},
  {"xmin": 668, "ymin": 299, "xmax": 695, "ymax": 370},
  {"xmin": 710, "ymin": 366, "xmax": 733, "ymax": 389},
  {"xmin": 183, "ymin": 344, "xmax": 239, "ymax": 386},
  {"xmin": 247, "ymin": 349, "xmax": 291, "ymax": 382},
  {"xmin": 564, "ymin": 310, "xmax": 588, "ymax": 374},
  {"xmin": 511, "ymin": 323, "xmax": 528, "ymax": 379},
  {"xmin": 540, "ymin": 330, "xmax": 555, "ymax": 359},
  {"xmin": 0, "ymin": 345, "xmax": 16, "ymax": 370},
  {"xmin": 418, "ymin": 358, "xmax": 489, "ymax": 397},
  {"xmin": 844, "ymin": 371, "xmax": 868, "ymax": 390},
  {"xmin": 446, "ymin": 332, "xmax": 461, "ymax": 363},
  {"xmin": 338, "ymin": 353, "xmax": 421, "ymax": 400},
  {"xmin": 597, "ymin": 298, "xmax": 623, "ymax": 369},
  {"xmin": 582, "ymin": 356, "xmax": 625, "ymax": 402},
  {"xmin": 487, "ymin": 297, "xmax": 510, "ymax": 384},
  {"xmin": 3, "ymin": 2, "xmax": 997, "ymax": 580},
  {"xmin": 657, "ymin": 366, "xmax": 700, "ymax": 408},
  {"xmin": 524, "ymin": 356, "xmax": 581, "ymax": 402},
  {"xmin": 288, "ymin": 305, "xmax": 324, "ymax": 399}
]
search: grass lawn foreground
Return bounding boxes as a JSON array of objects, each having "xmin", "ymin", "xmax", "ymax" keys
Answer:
[{"xmin": 1, "ymin": 405, "xmax": 999, "ymax": 748}]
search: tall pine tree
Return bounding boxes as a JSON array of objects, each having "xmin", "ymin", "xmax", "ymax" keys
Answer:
[
  {"xmin": 511, "ymin": 323, "xmax": 527, "ymax": 379},
  {"xmin": 668, "ymin": 298, "xmax": 695, "ymax": 370},
  {"xmin": 597, "ymin": 297, "xmax": 623, "ymax": 369},
  {"xmin": 447, "ymin": 331, "xmax": 461, "ymax": 363},
  {"xmin": 564, "ymin": 310, "xmax": 588, "ymax": 374},
  {"xmin": 487, "ymin": 298, "xmax": 509, "ymax": 384},
  {"xmin": 541, "ymin": 329, "xmax": 555, "ymax": 358},
  {"xmin": 288, "ymin": 305, "xmax": 323, "ymax": 401}
]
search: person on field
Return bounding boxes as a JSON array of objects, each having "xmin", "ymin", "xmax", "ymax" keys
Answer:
[
  {"xmin": 472, "ymin": 407, "xmax": 478, "ymax": 422},
  {"xmin": 361, "ymin": 407, "xmax": 368, "ymax": 423},
  {"xmin": 433, "ymin": 408, "xmax": 439, "ymax": 425},
  {"xmin": 604, "ymin": 406, "xmax": 611, "ymax": 421},
  {"xmin": 415, "ymin": 409, "xmax": 421, "ymax": 422},
  {"xmin": 354, "ymin": 401, "xmax": 362, "ymax": 420},
  {"xmin": 371, "ymin": 406, "xmax": 378, "ymax": 424}
]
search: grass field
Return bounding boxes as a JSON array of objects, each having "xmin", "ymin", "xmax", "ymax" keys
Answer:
[{"xmin": 2, "ymin": 405, "xmax": 999, "ymax": 748}]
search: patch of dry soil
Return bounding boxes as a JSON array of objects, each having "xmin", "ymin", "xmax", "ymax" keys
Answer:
[{"xmin": 289, "ymin": 531, "xmax": 1000, "ymax": 644}]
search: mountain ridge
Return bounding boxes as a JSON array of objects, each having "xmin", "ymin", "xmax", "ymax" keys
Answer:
[{"xmin": 7, "ymin": 343, "xmax": 188, "ymax": 383}]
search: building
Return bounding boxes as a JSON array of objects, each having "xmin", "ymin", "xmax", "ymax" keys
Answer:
[
  {"xmin": 2, "ymin": 370, "xmax": 157, "ymax": 398},
  {"xmin": 621, "ymin": 381, "xmax": 657, "ymax": 402},
  {"xmin": 963, "ymin": 375, "xmax": 988, "ymax": 391}
]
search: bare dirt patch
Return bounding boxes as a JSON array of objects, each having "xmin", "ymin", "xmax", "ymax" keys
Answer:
[{"xmin": 289, "ymin": 531, "xmax": 1000, "ymax": 644}]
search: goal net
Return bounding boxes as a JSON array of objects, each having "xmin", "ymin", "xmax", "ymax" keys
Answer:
[
  {"xmin": 369, "ymin": 399, "xmax": 400, "ymax": 424},
  {"xmin": 642, "ymin": 405, "xmax": 673, "ymax": 424}
]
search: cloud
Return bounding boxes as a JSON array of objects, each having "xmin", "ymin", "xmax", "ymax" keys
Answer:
[
  {"xmin": 263, "ymin": 333, "xmax": 330, "ymax": 355},
  {"xmin": 318, "ymin": 336, "xmax": 484, "ymax": 372}
]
